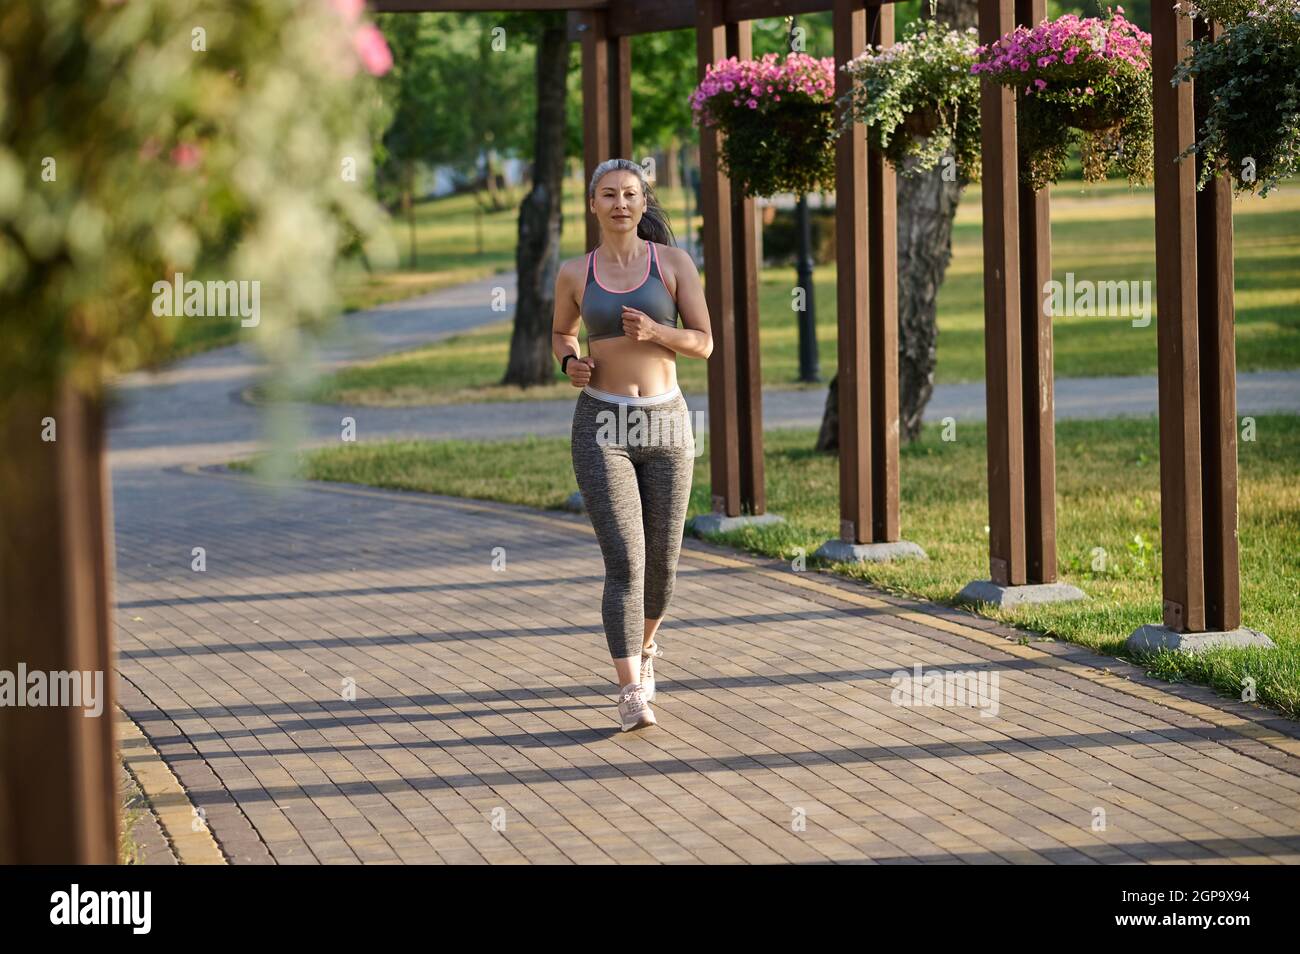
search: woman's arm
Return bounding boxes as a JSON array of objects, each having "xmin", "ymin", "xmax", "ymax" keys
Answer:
[
  {"xmin": 552, "ymin": 259, "xmax": 594, "ymax": 386},
  {"xmin": 621, "ymin": 247, "xmax": 713, "ymax": 359}
]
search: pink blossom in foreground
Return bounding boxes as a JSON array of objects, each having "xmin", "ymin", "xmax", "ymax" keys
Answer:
[
  {"xmin": 353, "ymin": 23, "xmax": 392, "ymax": 76},
  {"xmin": 170, "ymin": 143, "xmax": 202, "ymax": 169},
  {"xmin": 331, "ymin": 0, "xmax": 364, "ymax": 22}
]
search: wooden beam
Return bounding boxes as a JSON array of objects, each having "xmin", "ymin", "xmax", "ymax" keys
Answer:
[
  {"xmin": 376, "ymin": 0, "xmax": 604, "ymax": 11},
  {"xmin": 726, "ymin": 20, "xmax": 767, "ymax": 516},
  {"xmin": 866, "ymin": 2, "xmax": 899, "ymax": 542},
  {"xmin": 580, "ymin": 11, "xmax": 612, "ymax": 252},
  {"xmin": 607, "ymin": 0, "xmax": 710, "ymax": 39},
  {"xmin": 1151, "ymin": 0, "xmax": 1206, "ymax": 632},
  {"xmin": 978, "ymin": 0, "xmax": 1027, "ymax": 586},
  {"xmin": 566, "ymin": 0, "xmax": 911, "ymax": 41},
  {"xmin": 833, "ymin": 0, "xmax": 871, "ymax": 544},
  {"xmin": 697, "ymin": 0, "xmax": 741, "ymax": 515},
  {"xmin": 1016, "ymin": 0, "xmax": 1056, "ymax": 584}
]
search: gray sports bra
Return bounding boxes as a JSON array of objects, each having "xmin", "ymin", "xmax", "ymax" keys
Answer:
[{"xmin": 581, "ymin": 241, "xmax": 679, "ymax": 342}]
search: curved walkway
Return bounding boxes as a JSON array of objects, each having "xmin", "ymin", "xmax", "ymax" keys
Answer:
[
  {"xmin": 106, "ymin": 271, "xmax": 1300, "ymax": 473},
  {"xmin": 107, "ymin": 276, "xmax": 1300, "ymax": 864}
]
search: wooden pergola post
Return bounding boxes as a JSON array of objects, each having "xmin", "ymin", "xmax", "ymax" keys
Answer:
[
  {"xmin": 831, "ymin": 0, "xmax": 870, "ymax": 545},
  {"xmin": 0, "ymin": 381, "xmax": 119, "ymax": 863},
  {"xmin": 580, "ymin": 10, "xmax": 632, "ymax": 251},
  {"xmin": 1016, "ymin": 0, "xmax": 1058, "ymax": 586},
  {"xmin": 979, "ymin": 0, "xmax": 1026, "ymax": 587},
  {"xmin": 815, "ymin": 0, "xmax": 922, "ymax": 564},
  {"xmin": 960, "ymin": 0, "xmax": 1079, "ymax": 604},
  {"xmin": 726, "ymin": 19, "xmax": 767, "ymax": 517},
  {"xmin": 608, "ymin": 28, "xmax": 632, "ymax": 160},
  {"xmin": 695, "ymin": 0, "xmax": 742, "ymax": 517},
  {"xmin": 1129, "ymin": 1, "xmax": 1269, "ymax": 651},
  {"xmin": 864, "ymin": 2, "xmax": 900, "ymax": 544}
]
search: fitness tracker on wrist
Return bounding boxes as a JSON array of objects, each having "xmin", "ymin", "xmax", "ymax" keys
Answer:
[{"xmin": 561, "ymin": 354, "xmax": 577, "ymax": 374}]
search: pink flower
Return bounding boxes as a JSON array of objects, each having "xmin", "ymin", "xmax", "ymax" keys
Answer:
[
  {"xmin": 747, "ymin": 98, "xmax": 757, "ymax": 108},
  {"xmin": 170, "ymin": 142, "xmax": 202, "ymax": 169},
  {"xmin": 353, "ymin": 23, "xmax": 392, "ymax": 76},
  {"xmin": 1034, "ymin": 78, "xmax": 1047, "ymax": 90},
  {"xmin": 1085, "ymin": 86, "xmax": 1094, "ymax": 94}
]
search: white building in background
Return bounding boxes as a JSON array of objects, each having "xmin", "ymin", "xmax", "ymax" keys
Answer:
[{"xmin": 419, "ymin": 153, "xmax": 530, "ymax": 200}]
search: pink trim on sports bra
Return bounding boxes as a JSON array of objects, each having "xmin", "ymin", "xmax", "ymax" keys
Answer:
[{"xmin": 590, "ymin": 241, "xmax": 654, "ymax": 294}]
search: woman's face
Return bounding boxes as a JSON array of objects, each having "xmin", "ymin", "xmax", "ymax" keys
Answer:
[{"xmin": 590, "ymin": 170, "xmax": 644, "ymax": 237}]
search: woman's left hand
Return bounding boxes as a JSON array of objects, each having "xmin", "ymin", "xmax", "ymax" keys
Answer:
[{"xmin": 621, "ymin": 305, "xmax": 659, "ymax": 342}]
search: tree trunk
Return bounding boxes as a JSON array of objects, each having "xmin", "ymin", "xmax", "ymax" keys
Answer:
[
  {"xmin": 503, "ymin": 13, "xmax": 569, "ymax": 388},
  {"xmin": 895, "ymin": 147, "xmax": 968, "ymax": 440},
  {"xmin": 816, "ymin": 0, "xmax": 978, "ymax": 450},
  {"xmin": 484, "ymin": 147, "xmax": 503, "ymax": 211}
]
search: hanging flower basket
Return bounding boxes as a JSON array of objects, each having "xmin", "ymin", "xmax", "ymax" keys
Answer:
[
  {"xmin": 1173, "ymin": 0, "xmax": 1300, "ymax": 197},
  {"xmin": 1068, "ymin": 103, "xmax": 1123, "ymax": 131},
  {"xmin": 839, "ymin": 20, "xmax": 982, "ymax": 182},
  {"xmin": 690, "ymin": 52, "xmax": 839, "ymax": 199},
  {"xmin": 972, "ymin": 8, "xmax": 1154, "ymax": 190},
  {"xmin": 901, "ymin": 108, "xmax": 941, "ymax": 138}
]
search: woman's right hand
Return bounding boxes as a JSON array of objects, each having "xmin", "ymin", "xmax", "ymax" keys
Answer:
[{"xmin": 567, "ymin": 356, "xmax": 595, "ymax": 388}]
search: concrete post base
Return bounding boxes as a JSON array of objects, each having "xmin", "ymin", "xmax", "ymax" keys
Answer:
[
  {"xmin": 813, "ymin": 539, "xmax": 928, "ymax": 563},
  {"xmin": 958, "ymin": 579, "xmax": 1087, "ymax": 608},
  {"xmin": 1126, "ymin": 624, "xmax": 1275, "ymax": 654},
  {"xmin": 688, "ymin": 512, "xmax": 786, "ymax": 535}
]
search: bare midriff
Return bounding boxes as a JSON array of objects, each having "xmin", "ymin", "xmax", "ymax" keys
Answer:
[{"xmin": 587, "ymin": 334, "xmax": 678, "ymax": 397}]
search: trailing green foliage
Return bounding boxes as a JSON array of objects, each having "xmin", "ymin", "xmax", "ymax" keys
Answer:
[
  {"xmin": 1174, "ymin": 1, "xmax": 1300, "ymax": 197},
  {"xmin": 840, "ymin": 20, "xmax": 982, "ymax": 183},
  {"xmin": 0, "ymin": 0, "xmax": 395, "ymax": 402}
]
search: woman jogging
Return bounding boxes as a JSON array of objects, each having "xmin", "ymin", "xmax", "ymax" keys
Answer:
[{"xmin": 551, "ymin": 158, "xmax": 713, "ymax": 732}]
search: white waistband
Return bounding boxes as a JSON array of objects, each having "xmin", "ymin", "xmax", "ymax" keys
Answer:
[{"xmin": 583, "ymin": 383, "xmax": 681, "ymax": 406}]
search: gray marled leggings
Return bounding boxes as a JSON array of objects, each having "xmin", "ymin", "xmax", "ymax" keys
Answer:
[{"xmin": 571, "ymin": 386, "xmax": 695, "ymax": 660}]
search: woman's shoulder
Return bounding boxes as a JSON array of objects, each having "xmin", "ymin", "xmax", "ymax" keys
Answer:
[
  {"xmin": 653, "ymin": 243, "xmax": 695, "ymax": 283},
  {"xmin": 559, "ymin": 252, "xmax": 592, "ymax": 283},
  {"xmin": 652, "ymin": 242, "xmax": 692, "ymax": 268}
]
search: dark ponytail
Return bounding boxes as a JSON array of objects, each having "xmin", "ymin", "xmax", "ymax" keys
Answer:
[{"xmin": 638, "ymin": 187, "xmax": 676, "ymax": 248}]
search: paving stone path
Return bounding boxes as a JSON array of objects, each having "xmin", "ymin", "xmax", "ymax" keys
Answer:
[{"xmin": 107, "ymin": 275, "xmax": 1300, "ymax": 864}]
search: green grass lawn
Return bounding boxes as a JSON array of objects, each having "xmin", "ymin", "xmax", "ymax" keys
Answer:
[
  {"xmin": 300, "ymin": 176, "xmax": 1300, "ymax": 407},
  {"xmin": 230, "ymin": 412, "xmax": 1300, "ymax": 719}
]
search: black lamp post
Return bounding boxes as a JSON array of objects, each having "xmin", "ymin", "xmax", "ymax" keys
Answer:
[{"xmin": 789, "ymin": 16, "xmax": 820, "ymax": 383}]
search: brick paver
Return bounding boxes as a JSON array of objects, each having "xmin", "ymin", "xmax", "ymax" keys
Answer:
[{"xmin": 109, "ymin": 461, "xmax": 1300, "ymax": 864}]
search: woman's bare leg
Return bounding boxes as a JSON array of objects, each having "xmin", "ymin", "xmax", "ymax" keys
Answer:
[
  {"xmin": 613, "ymin": 655, "xmax": 641, "ymax": 689},
  {"xmin": 643, "ymin": 616, "xmax": 663, "ymax": 654}
]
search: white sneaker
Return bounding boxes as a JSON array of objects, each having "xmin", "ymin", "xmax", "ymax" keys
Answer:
[
  {"xmin": 640, "ymin": 642, "xmax": 663, "ymax": 702},
  {"xmin": 617, "ymin": 682, "xmax": 656, "ymax": 732}
]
